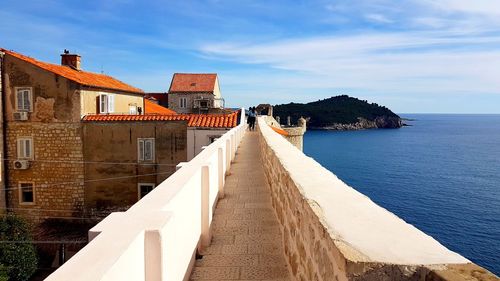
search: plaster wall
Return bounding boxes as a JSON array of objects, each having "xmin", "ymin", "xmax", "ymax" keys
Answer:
[
  {"xmin": 3, "ymin": 54, "xmax": 81, "ymax": 123},
  {"xmin": 187, "ymin": 128, "xmax": 230, "ymax": 161},
  {"xmin": 213, "ymin": 77, "xmax": 223, "ymax": 108},
  {"xmin": 82, "ymin": 121, "xmax": 188, "ymax": 217},
  {"xmin": 80, "ymin": 89, "xmax": 144, "ymax": 116}
]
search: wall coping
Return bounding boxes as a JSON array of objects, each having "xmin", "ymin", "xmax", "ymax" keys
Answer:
[
  {"xmin": 46, "ymin": 109, "xmax": 247, "ymax": 281},
  {"xmin": 257, "ymin": 116, "xmax": 469, "ymax": 266}
]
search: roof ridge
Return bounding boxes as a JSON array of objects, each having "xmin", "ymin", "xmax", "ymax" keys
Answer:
[{"xmin": 2, "ymin": 48, "xmax": 144, "ymax": 94}]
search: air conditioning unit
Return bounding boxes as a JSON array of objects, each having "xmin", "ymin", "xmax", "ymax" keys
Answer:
[
  {"xmin": 13, "ymin": 112, "xmax": 29, "ymax": 121},
  {"xmin": 13, "ymin": 160, "xmax": 30, "ymax": 170}
]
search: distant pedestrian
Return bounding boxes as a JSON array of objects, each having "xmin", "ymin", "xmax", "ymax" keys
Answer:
[
  {"xmin": 247, "ymin": 107, "xmax": 256, "ymax": 131},
  {"xmin": 249, "ymin": 107, "xmax": 256, "ymax": 131},
  {"xmin": 247, "ymin": 107, "xmax": 253, "ymax": 129}
]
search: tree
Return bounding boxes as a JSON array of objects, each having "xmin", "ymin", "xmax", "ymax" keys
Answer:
[{"xmin": 0, "ymin": 215, "xmax": 37, "ymax": 281}]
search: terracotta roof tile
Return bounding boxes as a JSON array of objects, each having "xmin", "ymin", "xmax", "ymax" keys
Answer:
[
  {"xmin": 169, "ymin": 73, "xmax": 217, "ymax": 93},
  {"xmin": 144, "ymin": 99, "xmax": 177, "ymax": 115},
  {"xmin": 271, "ymin": 127, "xmax": 289, "ymax": 136},
  {"xmin": 1, "ymin": 49, "xmax": 143, "ymax": 94},
  {"xmin": 82, "ymin": 111, "xmax": 240, "ymax": 128}
]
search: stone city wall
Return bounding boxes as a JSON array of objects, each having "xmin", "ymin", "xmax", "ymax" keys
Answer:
[{"xmin": 257, "ymin": 117, "xmax": 497, "ymax": 281}]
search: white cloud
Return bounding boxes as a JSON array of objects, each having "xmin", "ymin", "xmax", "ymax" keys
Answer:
[
  {"xmin": 199, "ymin": 31, "xmax": 500, "ymax": 99},
  {"xmin": 423, "ymin": 0, "xmax": 500, "ymax": 17},
  {"xmin": 365, "ymin": 13, "xmax": 394, "ymax": 24}
]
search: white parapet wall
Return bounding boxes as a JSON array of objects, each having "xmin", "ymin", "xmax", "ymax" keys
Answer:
[
  {"xmin": 256, "ymin": 116, "xmax": 497, "ymax": 281},
  {"xmin": 46, "ymin": 109, "xmax": 247, "ymax": 281}
]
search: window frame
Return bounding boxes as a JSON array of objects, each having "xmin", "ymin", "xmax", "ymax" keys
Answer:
[
  {"xmin": 179, "ymin": 97, "xmax": 187, "ymax": 108},
  {"xmin": 15, "ymin": 87, "xmax": 33, "ymax": 112},
  {"xmin": 17, "ymin": 137, "xmax": 33, "ymax": 160},
  {"xmin": 199, "ymin": 100, "xmax": 208, "ymax": 108},
  {"xmin": 19, "ymin": 182, "xmax": 35, "ymax": 205},
  {"xmin": 99, "ymin": 93, "xmax": 115, "ymax": 113},
  {"xmin": 137, "ymin": 138, "xmax": 155, "ymax": 162},
  {"xmin": 129, "ymin": 103, "xmax": 137, "ymax": 114},
  {"xmin": 137, "ymin": 183, "xmax": 155, "ymax": 200}
]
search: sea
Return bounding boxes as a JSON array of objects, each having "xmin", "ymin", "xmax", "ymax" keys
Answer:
[{"xmin": 303, "ymin": 114, "xmax": 500, "ymax": 275}]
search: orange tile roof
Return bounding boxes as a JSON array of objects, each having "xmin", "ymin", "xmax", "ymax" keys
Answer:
[
  {"xmin": 169, "ymin": 73, "xmax": 217, "ymax": 93},
  {"xmin": 82, "ymin": 111, "xmax": 240, "ymax": 128},
  {"xmin": 144, "ymin": 99, "xmax": 177, "ymax": 115},
  {"xmin": 271, "ymin": 126, "xmax": 289, "ymax": 136},
  {"xmin": 1, "ymin": 49, "xmax": 144, "ymax": 94}
]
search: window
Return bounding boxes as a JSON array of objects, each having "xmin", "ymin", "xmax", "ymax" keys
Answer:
[
  {"xmin": 138, "ymin": 138, "xmax": 155, "ymax": 162},
  {"xmin": 19, "ymin": 182, "xmax": 34, "ymax": 204},
  {"xmin": 138, "ymin": 183, "xmax": 155, "ymax": 199},
  {"xmin": 179, "ymin": 97, "xmax": 187, "ymax": 108},
  {"xmin": 208, "ymin": 136, "xmax": 220, "ymax": 143},
  {"xmin": 129, "ymin": 104, "xmax": 137, "ymax": 114},
  {"xmin": 17, "ymin": 137, "xmax": 33, "ymax": 159},
  {"xmin": 199, "ymin": 101, "xmax": 208, "ymax": 109},
  {"xmin": 16, "ymin": 87, "xmax": 32, "ymax": 111},
  {"xmin": 99, "ymin": 94, "xmax": 115, "ymax": 113}
]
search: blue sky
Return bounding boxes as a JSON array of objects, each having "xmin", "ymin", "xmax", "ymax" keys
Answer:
[{"xmin": 2, "ymin": 0, "xmax": 500, "ymax": 113}]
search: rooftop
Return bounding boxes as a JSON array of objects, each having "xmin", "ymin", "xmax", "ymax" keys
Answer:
[
  {"xmin": 144, "ymin": 99, "xmax": 177, "ymax": 115},
  {"xmin": 1, "ymin": 48, "xmax": 143, "ymax": 94},
  {"xmin": 82, "ymin": 110, "xmax": 240, "ymax": 128},
  {"xmin": 169, "ymin": 73, "xmax": 217, "ymax": 93}
]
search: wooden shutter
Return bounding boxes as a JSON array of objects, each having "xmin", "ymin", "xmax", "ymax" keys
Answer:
[
  {"xmin": 108, "ymin": 95, "xmax": 115, "ymax": 113},
  {"xmin": 138, "ymin": 139, "xmax": 144, "ymax": 161}
]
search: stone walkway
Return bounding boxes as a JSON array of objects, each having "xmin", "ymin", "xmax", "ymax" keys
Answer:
[{"xmin": 190, "ymin": 131, "xmax": 292, "ymax": 281}]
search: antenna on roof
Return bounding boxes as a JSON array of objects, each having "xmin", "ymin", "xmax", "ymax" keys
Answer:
[{"xmin": 101, "ymin": 64, "xmax": 104, "ymax": 74}]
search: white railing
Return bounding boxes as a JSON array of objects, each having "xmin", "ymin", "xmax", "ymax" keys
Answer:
[{"xmin": 46, "ymin": 109, "xmax": 247, "ymax": 281}]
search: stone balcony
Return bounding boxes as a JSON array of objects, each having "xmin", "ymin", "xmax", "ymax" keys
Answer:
[{"xmin": 46, "ymin": 113, "xmax": 498, "ymax": 281}]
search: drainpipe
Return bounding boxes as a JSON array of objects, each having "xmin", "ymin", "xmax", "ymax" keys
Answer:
[{"xmin": 0, "ymin": 51, "xmax": 8, "ymax": 213}]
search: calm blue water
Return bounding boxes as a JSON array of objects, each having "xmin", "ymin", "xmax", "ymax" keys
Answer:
[{"xmin": 303, "ymin": 114, "xmax": 500, "ymax": 275}]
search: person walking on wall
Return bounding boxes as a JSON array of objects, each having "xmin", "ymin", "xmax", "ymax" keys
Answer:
[
  {"xmin": 247, "ymin": 107, "xmax": 253, "ymax": 130},
  {"xmin": 248, "ymin": 107, "xmax": 256, "ymax": 131}
]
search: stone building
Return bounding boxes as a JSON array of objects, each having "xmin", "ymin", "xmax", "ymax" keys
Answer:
[
  {"xmin": 0, "ymin": 50, "xmax": 5, "ymax": 214},
  {"xmin": 81, "ymin": 118, "xmax": 188, "ymax": 215},
  {"xmin": 0, "ymin": 49, "xmax": 242, "ymax": 224},
  {"xmin": 167, "ymin": 73, "xmax": 224, "ymax": 114},
  {"xmin": 185, "ymin": 111, "xmax": 240, "ymax": 160},
  {"xmin": 0, "ymin": 48, "xmax": 152, "ymax": 221}
]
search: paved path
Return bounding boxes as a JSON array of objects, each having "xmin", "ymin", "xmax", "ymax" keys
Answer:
[{"xmin": 190, "ymin": 131, "xmax": 292, "ymax": 281}]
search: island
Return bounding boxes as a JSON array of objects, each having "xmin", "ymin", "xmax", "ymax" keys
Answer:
[{"xmin": 273, "ymin": 95, "xmax": 402, "ymax": 130}]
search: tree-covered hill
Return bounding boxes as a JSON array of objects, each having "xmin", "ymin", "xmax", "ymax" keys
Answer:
[{"xmin": 273, "ymin": 95, "xmax": 402, "ymax": 129}]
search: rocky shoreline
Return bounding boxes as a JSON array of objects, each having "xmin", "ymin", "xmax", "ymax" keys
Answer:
[{"xmin": 309, "ymin": 116, "xmax": 403, "ymax": 130}]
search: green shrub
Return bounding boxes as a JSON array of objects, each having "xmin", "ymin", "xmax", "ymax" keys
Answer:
[{"xmin": 0, "ymin": 215, "xmax": 38, "ymax": 281}]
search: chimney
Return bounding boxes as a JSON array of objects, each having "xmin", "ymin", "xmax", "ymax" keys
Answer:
[{"xmin": 61, "ymin": 49, "xmax": 81, "ymax": 70}]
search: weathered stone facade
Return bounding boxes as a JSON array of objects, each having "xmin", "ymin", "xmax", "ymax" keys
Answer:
[
  {"xmin": 282, "ymin": 117, "xmax": 307, "ymax": 151},
  {"xmin": 168, "ymin": 92, "xmax": 217, "ymax": 114},
  {"xmin": 1, "ymin": 51, "xmax": 171, "ymax": 224},
  {"xmin": 82, "ymin": 121, "xmax": 188, "ymax": 217},
  {"xmin": 6, "ymin": 123, "xmax": 84, "ymax": 220},
  {"xmin": 2, "ymin": 53, "xmax": 84, "ymax": 222},
  {"xmin": 0, "ymin": 52, "xmax": 5, "ymax": 214},
  {"xmin": 168, "ymin": 73, "xmax": 223, "ymax": 114}
]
